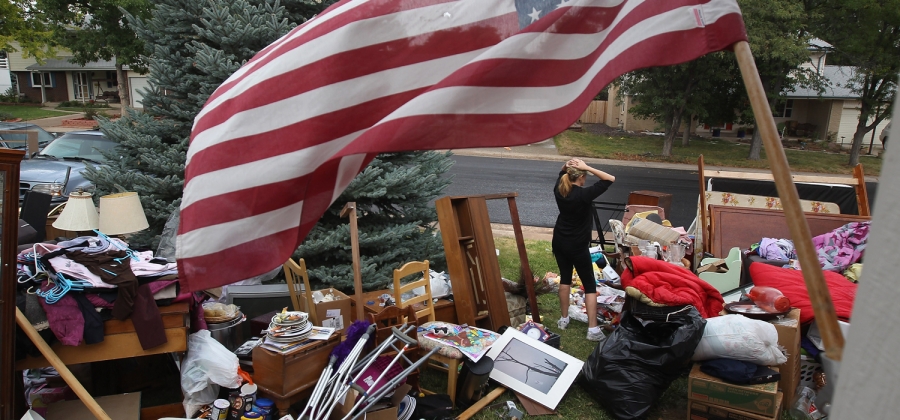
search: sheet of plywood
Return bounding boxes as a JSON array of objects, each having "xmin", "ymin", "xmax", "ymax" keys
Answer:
[{"xmin": 46, "ymin": 392, "xmax": 140, "ymax": 420}]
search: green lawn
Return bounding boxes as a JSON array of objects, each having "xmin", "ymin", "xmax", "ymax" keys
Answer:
[
  {"xmin": 0, "ymin": 104, "xmax": 74, "ymax": 120},
  {"xmin": 425, "ymin": 236, "xmax": 795, "ymax": 419},
  {"xmin": 556, "ymin": 129, "xmax": 882, "ymax": 176}
]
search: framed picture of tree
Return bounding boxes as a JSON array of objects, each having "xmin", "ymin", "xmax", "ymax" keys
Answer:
[{"xmin": 485, "ymin": 328, "xmax": 584, "ymax": 410}]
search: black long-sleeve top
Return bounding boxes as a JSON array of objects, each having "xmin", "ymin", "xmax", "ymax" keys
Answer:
[{"xmin": 552, "ymin": 170, "xmax": 614, "ymax": 250}]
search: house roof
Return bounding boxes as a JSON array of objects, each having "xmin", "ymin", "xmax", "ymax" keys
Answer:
[
  {"xmin": 808, "ymin": 38, "xmax": 833, "ymax": 50},
  {"xmin": 786, "ymin": 66, "xmax": 859, "ymax": 100},
  {"xmin": 25, "ymin": 57, "xmax": 129, "ymax": 71}
]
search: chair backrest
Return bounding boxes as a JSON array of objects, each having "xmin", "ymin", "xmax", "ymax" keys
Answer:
[
  {"xmin": 367, "ymin": 305, "xmax": 418, "ymax": 345},
  {"xmin": 20, "ymin": 191, "xmax": 52, "ymax": 241},
  {"xmin": 393, "ymin": 260, "xmax": 434, "ymax": 323},
  {"xmin": 282, "ymin": 258, "xmax": 319, "ymax": 326}
]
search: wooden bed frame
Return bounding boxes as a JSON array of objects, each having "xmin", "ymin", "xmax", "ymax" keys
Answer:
[
  {"xmin": 698, "ymin": 155, "xmax": 871, "ymax": 255},
  {"xmin": 708, "ymin": 205, "xmax": 871, "ymax": 259}
]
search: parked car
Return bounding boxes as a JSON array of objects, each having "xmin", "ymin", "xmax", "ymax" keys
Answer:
[
  {"xmin": 0, "ymin": 122, "xmax": 57, "ymax": 151},
  {"xmin": 19, "ymin": 130, "xmax": 117, "ymax": 202}
]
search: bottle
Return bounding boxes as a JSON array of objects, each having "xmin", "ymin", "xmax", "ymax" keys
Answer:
[{"xmin": 747, "ymin": 286, "xmax": 791, "ymax": 313}]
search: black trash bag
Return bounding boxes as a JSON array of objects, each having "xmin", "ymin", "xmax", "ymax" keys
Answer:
[{"xmin": 580, "ymin": 307, "xmax": 706, "ymax": 420}]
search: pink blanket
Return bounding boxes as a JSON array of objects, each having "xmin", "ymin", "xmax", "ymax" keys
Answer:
[{"xmin": 621, "ymin": 256, "xmax": 724, "ymax": 318}]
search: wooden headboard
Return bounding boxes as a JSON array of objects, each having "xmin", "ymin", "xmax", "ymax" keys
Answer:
[{"xmin": 708, "ymin": 205, "xmax": 871, "ymax": 258}]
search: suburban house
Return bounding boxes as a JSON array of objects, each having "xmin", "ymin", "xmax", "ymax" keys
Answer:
[
  {"xmin": 0, "ymin": 51, "xmax": 12, "ymax": 94},
  {"xmin": 1, "ymin": 42, "xmax": 150, "ymax": 108},
  {"xmin": 599, "ymin": 39, "xmax": 891, "ymax": 147}
]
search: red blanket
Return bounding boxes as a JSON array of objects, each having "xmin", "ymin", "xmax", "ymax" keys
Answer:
[
  {"xmin": 621, "ymin": 256, "xmax": 724, "ymax": 318},
  {"xmin": 749, "ymin": 262, "xmax": 856, "ymax": 324}
]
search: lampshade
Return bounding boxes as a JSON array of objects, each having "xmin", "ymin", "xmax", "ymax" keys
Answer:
[
  {"xmin": 52, "ymin": 191, "xmax": 99, "ymax": 231},
  {"xmin": 98, "ymin": 192, "xmax": 149, "ymax": 235}
]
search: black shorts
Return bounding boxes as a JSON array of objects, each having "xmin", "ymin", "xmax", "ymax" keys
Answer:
[{"xmin": 553, "ymin": 243, "xmax": 597, "ymax": 295}]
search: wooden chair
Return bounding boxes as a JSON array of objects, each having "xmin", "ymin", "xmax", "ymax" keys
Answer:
[
  {"xmin": 282, "ymin": 258, "xmax": 318, "ymax": 326},
  {"xmin": 394, "ymin": 260, "xmax": 463, "ymax": 405},
  {"xmin": 367, "ymin": 305, "xmax": 420, "ymax": 391},
  {"xmin": 392, "ymin": 260, "xmax": 434, "ymax": 323}
]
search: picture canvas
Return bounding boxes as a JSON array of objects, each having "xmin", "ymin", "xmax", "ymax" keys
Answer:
[{"xmin": 485, "ymin": 328, "xmax": 584, "ymax": 410}]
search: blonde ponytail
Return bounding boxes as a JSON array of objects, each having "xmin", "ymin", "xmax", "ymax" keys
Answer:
[
  {"xmin": 559, "ymin": 174, "xmax": 573, "ymax": 197},
  {"xmin": 558, "ymin": 167, "xmax": 586, "ymax": 197}
]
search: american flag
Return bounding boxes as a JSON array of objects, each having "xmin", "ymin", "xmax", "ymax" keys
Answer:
[{"xmin": 177, "ymin": 0, "xmax": 746, "ymax": 291}]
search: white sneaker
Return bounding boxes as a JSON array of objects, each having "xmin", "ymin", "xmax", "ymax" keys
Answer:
[
  {"xmin": 557, "ymin": 317, "xmax": 569, "ymax": 330},
  {"xmin": 587, "ymin": 328, "xmax": 606, "ymax": 342}
]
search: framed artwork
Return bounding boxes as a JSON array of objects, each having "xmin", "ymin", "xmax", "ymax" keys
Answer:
[{"xmin": 485, "ymin": 328, "xmax": 583, "ymax": 410}]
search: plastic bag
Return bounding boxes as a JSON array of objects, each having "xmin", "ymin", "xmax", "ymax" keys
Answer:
[
  {"xmin": 181, "ymin": 330, "xmax": 242, "ymax": 416},
  {"xmin": 581, "ymin": 307, "xmax": 705, "ymax": 420},
  {"xmin": 692, "ymin": 315, "xmax": 786, "ymax": 366},
  {"xmin": 155, "ymin": 209, "xmax": 179, "ymax": 262}
]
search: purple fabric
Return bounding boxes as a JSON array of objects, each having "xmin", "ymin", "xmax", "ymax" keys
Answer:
[
  {"xmin": 757, "ymin": 238, "xmax": 795, "ymax": 260},
  {"xmin": 38, "ymin": 283, "xmax": 84, "ymax": 346},
  {"xmin": 147, "ymin": 279, "xmax": 178, "ymax": 295},
  {"xmin": 812, "ymin": 221, "xmax": 870, "ymax": 272},
  {"xmin": 86, "ymin": 294, "xmax": 114, "ymax": 309}
]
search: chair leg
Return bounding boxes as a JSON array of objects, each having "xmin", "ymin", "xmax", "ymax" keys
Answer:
[{"xmin": 447, "ymin": 358, "xmax": 459, "ymax": 406}]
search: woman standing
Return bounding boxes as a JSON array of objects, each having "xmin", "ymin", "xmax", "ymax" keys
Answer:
[{"xmin": 552, "ymin": 158, "xmax": 616, "ymax": 341}]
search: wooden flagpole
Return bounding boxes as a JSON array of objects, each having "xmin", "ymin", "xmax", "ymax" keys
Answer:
[
  {"xmin": 15, "ymin": 308, "xmax": 111, "ymax": 420},
  {"xmin": 733, "ymin": 41, "xmax": 845, "ymax": 360},
  {"xmin": 341, "ymin": 202, "xmax": 365, "ymax": 322}
]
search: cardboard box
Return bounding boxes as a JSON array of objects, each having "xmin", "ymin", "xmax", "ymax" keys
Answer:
[
  {"xmin": 688, "ymin": 392, "xmax": 783, "ymax": 420},
  {"xmin": 688, "ymin": 364, "xmax": 780, "ymax": 417},
  {"xmin": 330, "ymin": 384, "xmax": 411, "ymax": 420},
  {"xmin": 306, "ymin": 288, "xmax": 352, "ymax": 334},
  {"xmin": 768, "ymin": 308, "xmax": 801, "ymax": 406}
]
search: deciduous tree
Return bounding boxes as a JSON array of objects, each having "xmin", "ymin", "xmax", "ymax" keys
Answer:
[
  {"xmin": 813, "ymin": 0, "xmax": 900, "ymax": 166},
  {"xmin": 38, "ymin": 0, "xmax": 153, "ymax": 109}
]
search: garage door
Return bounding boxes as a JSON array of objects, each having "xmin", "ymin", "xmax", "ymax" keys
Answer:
[
  {"xmin": 837, "ymin": 102, "xmax": 860, "ymax": 145},
  {"xmin": 129, "ymin": 76, "xmax": 150, "ymax": 109}
]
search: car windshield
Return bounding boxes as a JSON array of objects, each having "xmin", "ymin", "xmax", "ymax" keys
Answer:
[
  {"xmin": 39, "ymin": 133, "xmax": 117, "ymax": 163},
  {"xmin": 0, "ymin": 123, "xmax": 56, "ymax": 147}
]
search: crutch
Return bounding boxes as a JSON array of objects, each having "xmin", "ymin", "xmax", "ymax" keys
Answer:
[
  {"xmin": 345, "ymin": 346, "xmax": 440, "ymax": 420},
  {"xmin": 302, "ymin": 324, "xmax": 375, "ymax": 420},
  {"xmin": 319, "ymin": 325, "xmax": 419, "ymax": 420}
]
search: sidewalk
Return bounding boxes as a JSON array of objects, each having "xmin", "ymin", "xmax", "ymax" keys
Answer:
[{"xmin": 27, "ymin": 103, "xmax": 85, "ymax": 133}]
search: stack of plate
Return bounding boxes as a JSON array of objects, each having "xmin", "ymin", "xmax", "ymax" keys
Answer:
[
  {"xmin": 266, "ymin": 311, "xmax": 312, "ymax": 343},
  {"xmin": 396, "ymin": 395, "xmax": 415, "ymax": 420}
]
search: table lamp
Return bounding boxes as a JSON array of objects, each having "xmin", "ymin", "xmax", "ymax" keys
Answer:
[
  {"xmin": 98, "ymin": 192, "xmax": 149, "ymax": 236},
  {"xmin": 52, "ymin": 191, "xmax": 99, "ymax": 232}
]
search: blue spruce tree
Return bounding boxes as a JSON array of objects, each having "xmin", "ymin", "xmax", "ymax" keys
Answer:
[{"xmin": 84, "ymin": 0, "xmax": 453, "ymax": 290}]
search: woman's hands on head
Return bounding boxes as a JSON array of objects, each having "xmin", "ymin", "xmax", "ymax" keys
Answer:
[{"xmin": 567, "ymin": 158, "xmax": 590, "ymax": 171}]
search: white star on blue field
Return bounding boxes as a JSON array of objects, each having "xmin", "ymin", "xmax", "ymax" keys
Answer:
[{"xmin": 515, "ymin": 0, "xmax": 575, "ymax": 28}]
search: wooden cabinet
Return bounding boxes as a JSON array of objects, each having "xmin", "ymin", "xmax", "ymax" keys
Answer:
[
  {"xmin": 628, "ymin": 190, "xmax": 673, "ymax": 217},
  {"xmin": 435, "ymin": 196, "xmax": 510, "ymax": 332},
  {"xmin": 0, "ymin": 148, "xmax": 24, "ymax": 419}
]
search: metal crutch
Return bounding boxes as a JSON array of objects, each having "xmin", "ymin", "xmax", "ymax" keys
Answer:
[{"xmin": 320, "ymin": 325, "xmax": 420, "ymax": 420}]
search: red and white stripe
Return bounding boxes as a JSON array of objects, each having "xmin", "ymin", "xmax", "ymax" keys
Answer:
[{"xmin": 177, "ymin": 0, "xmax": 746, "ymax": 291}]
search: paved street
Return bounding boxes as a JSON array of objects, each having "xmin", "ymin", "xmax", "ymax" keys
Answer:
[
  {"xmin": 444, "ymin": 154, "xmax": 878, "ymax": 231},
  {"xmin": 444, "ymin": 155, "xmax": 702, "ymax": 229}
]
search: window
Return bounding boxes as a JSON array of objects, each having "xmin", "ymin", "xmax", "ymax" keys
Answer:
[
  {"xmin": 774, "ymin": 99, "xmax": 794, "ymax": 118},
  {"xmin": 30, "ymin": 72, "xmax": 53, "ymax": 87},
  {"xmin": 105, "ymin": 71, "xmax": 118, "ymax": 88}
]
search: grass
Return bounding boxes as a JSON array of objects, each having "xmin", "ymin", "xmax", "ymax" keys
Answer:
[
  {"xmin": 420, "ymin": 237, "xmax": 686, "ymax": 419},
  {"xmin": 556, "ymin": 129, "xmax": 882, "ymax": 176},
  {"xmin": 425, "ymin": 236, "xmax": 795, "ymax": 420},
  {"xmin": 0, "ymin": 104, "xmax": 73, "ymax": 120}
]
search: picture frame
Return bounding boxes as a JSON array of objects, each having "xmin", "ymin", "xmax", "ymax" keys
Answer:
[{"xmin": 485, "ymin": 328, "xmax": 584, "ymax": 410}]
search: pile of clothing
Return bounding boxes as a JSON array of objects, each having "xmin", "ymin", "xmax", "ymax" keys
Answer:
[{"xmin": 16, "ymin": 236, "xmax": 179, "ymax": 351}]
